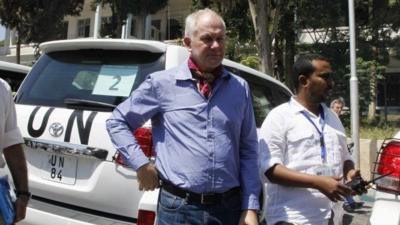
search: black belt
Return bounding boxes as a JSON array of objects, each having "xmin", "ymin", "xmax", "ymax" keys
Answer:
[{"xmin": 161, "ymin": 182, "xmax": 241, "ymax": 205}]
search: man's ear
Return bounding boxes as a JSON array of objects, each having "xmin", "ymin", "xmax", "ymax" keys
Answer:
[
  {"xmin": 183, "ymin": 37, "xmax": 191, "ymax": 51},
  {"xmin": 298, "ymin": 75, "xmax": 308, "ymax": 87}
]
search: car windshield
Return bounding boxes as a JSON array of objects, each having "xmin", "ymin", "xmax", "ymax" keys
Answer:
[{"xmin": 16, "ymin": 49, "xmax": 165, "ymax": 111}]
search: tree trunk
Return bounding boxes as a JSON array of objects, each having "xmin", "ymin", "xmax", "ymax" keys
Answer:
[
  {"xmin": 248, "ymin": 0, "xmax": 273, "ymax": 75},
  {"xmin": 367, "ymin": 63, "xmax": 377, "ymax": 123},
  {"xmin": 16, "ymin": 34, "xmax": 21, "ymax": 64},
  {"xmin": 282, "ymin": 7, "xmax": 295, "ymax": 91},
  {"xmin": 274, "ymin": 37, "xmax": 284, "ymax": 81}
]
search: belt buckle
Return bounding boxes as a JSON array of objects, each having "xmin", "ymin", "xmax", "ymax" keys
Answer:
[{"xmin": 200, "ymin": 193, "xmax": 215, "ymax": 205}]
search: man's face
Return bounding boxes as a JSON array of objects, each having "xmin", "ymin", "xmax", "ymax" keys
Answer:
[
  {"xmin": 332, "ymin": 103, "xmax": 343, "ymax": 116},
  {"xmin": 306, "ymin": 59, "xmax": 334, "ymax": 103},
  {"xmin": 184, "ymin": 14, "xmax": 225, "ymax": 72}
]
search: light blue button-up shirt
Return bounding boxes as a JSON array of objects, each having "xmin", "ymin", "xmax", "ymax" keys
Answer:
[{"xmin": 106, "ymin": 61, "xmax": 260, "ymax": 210}]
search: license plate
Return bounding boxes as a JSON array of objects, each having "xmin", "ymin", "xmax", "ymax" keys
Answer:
[{"xmin": 41, "ymin": 153, "xmax": 78, "ymax": 185}]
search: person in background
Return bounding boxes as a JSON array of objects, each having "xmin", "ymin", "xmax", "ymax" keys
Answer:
[
  {"xmin": 259, "ymin": 54, "xmax": 359, "ymax": 225},
  {"xmin": 106, "ymin": 8, "xmax": 260, "ymax": 225},
  {"xmin": 330, "ymin": 98, "xmax": 345, "ymax": 116},
  {"xmin": 330, "ymin": 98, "xmax": 364, "ymax": 213},
  {"xmin": 0, "ymin": 78, "xmax": 30, "ymax": 225}
]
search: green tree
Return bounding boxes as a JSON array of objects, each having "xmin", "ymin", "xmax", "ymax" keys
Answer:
[
  {"xmin": 353, "ymin": 0, "xmax": 400, "ymax": 122},
  {"xmin": 247, "ymin": 0, "xmax": 277, "ymax": 75},
  {"xmin": 191, "ymin": 0, "xmax": 255, "ymax": 63},
  {"xmin": 96, "ymin": 0, "xmax": 168, "ymax": 38},
  {"xmin": 353, "ymin": 58, "xmax": 386, "ymax": 123},
  {"xmin": 191, "ymin": 0, "xmax": 400, "ymax": 104},
  {"xmin": 0, "ymin": 0, "xmax": 84, "ymax": 63}
]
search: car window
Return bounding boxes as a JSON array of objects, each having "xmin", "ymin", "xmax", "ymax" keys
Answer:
[
  {"xmin": 15, "ymin": 50, "xmax": 165, "ymax": 111},
  {"xmin": 0, "ymin": 69, "xmax": 28, "ymax": 92},
  {"xmin": 248, "ymin": 80, "xmax": 291, "ymax": 127},
  {"xmin": 249, "ymin": 82, "xmax": 275, "ymax": 127},
  {"xmin": 224, "ymin": 66, "xmax": 291, "ymax": 127}
]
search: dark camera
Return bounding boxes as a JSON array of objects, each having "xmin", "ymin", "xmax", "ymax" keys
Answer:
[{"xmin": 346, "ymin": 177, "xmax": 368, "ymax": 195}]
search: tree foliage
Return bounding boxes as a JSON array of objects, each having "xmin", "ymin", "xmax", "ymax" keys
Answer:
[
  {"xmin": 0, "ymin": 0, "xmax": 84, "ymax": 63},
  {"xmin": 191, "ymin": 0, "xmax": 255, "ymax": 63},
  {"xmin": 96, "ymin": 0, "xmax": 168, "ymax": 38},
  {"xmin": 191, "ymin": 0, "xmax": 400, "ymax": 122},
  {"xmin": 353, "ymin": 58, "xmax": 386, "ymax": 123}
]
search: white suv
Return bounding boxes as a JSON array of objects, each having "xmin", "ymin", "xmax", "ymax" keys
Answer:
[{"xmin": 11, "ymin": 38, "xmax": 291, "ymax": 225}]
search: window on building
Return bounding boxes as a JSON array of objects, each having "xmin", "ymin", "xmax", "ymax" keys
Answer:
[
  {"xmin": 166, "ymin": 18, "xmax": 182, "ymax": 40},
  {"xmin": 151, "ymin": 19, "xmax": 161, "ymax": 40},
  {"xmin": 130, "ymin": 19, "xmax": 136, "ymax": 37},
  {"xmin": 78, "ymin": 18, "xmax": 91, "ymax": 37},
  {"xmin": 101, "ymin": 16, "xmax": 112, "ymax": 25},
  {"xmin": 101, "ymin": 16, "xmax": 113, "ymax": 37},
  {"xmin": 378, "ymin": 73, "xmax": 400, "ymax": 107},
  {"xmin": 59, "ymin": 22, "xmax": 68, "ymax": 40}
]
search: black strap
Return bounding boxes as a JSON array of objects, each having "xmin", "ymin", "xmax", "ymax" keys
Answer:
[{"xmin": 161, "ymin": 182, "xmax": 240, "ymax": 205}]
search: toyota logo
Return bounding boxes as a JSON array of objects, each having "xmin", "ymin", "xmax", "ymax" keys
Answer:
[{"xmin": 49, "ymin": 122, "xmax": 64, "ymax": 137}]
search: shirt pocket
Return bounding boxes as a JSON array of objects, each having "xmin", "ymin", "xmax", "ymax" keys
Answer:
[
  {"xmin": 325, "ymin": 130, "xmax": 347, "ymax": 166},
  {"xmin": 286, "ymin": 131, "xmax": 319, "ymax": 162}
]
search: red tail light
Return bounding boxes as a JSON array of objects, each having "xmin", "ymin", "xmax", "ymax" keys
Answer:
[
  {"xmin": 114, "ymin": 153, "xmax": 130, "ymax": 167},
  {"xmin": 137, "ymin": 210, "xmax": 156, "ymax": 225},
  {"xmin": 114, "ymin": 127, "xmax": 154, "ymax": 167},
  {"xmin": 134, "ymin": 127, "xmax": 154, "ymax": 158},
  {"xmin": 375, "ymin": 140, "xmax": 400, "ymax": 193}
]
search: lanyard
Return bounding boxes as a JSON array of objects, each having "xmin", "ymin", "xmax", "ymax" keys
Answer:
[{"xmin": 300, "ymin": 106, "xmax": 327, "ymax": 163}]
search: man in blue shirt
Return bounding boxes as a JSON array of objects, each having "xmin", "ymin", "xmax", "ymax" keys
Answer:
[{"xmin": 106, "ymin": 8, "xmax": 260, "ymax": 225}]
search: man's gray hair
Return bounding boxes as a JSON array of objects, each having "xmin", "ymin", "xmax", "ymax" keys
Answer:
[
  {"xmin": 184, "ymin": 8, "xmax": 226, "ymax": 38},
  {"xmin": 330, "ymin": 97, "xmax": 345, "ymax": 108}
]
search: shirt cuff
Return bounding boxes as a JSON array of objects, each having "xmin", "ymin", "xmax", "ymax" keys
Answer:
[
  {"xmin": 2, "ymin": 127, "xmax": 23, "ymax": 149},
  {"xmin": 260, "ymin": 157, "xmax": 282, "ymax": 179},
  {"xmin": 129, "ymin": 154, "xmax": 150, "ymax": 171},
  {"xmin": 242, "ymin": 193, "xmax": 260, "ymax": 210}
]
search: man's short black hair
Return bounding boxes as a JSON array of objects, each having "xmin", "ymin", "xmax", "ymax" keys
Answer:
[{"xmin": 293, "ymin": 53, "xmax": 329, "ymax": 90}]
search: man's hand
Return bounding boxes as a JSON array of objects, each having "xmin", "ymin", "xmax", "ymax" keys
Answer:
[
  {"xmin": 313, "ymin": 176, "xmax": 352, "ymax": 202},
  {"xmin": 137, "ymin": 163, "xmax": 159, "ymax": 191},
  {"xmin": 238, "ymin": 209, "xmax": 259, "ymax": 225},
  {"xmin": 13, "ymin": 196, "xmax": 29, "ymax": 224},
  {"xmin": 345, "ymin": 169, "xmax": 368, "ymax": 195},
  {"xmin": 345, "ymin": 169, "xmax": 360, "ymax": 181}
]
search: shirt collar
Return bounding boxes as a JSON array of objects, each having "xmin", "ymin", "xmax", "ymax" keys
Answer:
[
  {"xmin": 175, "ymin": 59, "xmax": 230, "ymax": 81},
  {"xmin": 289, "ymin": 96, "xmax": 328, "ymax": 118}
]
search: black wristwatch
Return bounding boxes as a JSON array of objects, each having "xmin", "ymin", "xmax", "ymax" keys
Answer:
[{"xmin": 16, "ymin": 191, "xmax": 32, "ymax": 199}]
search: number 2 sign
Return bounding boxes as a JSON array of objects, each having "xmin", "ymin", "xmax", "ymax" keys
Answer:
[{"xmin": 92, "ymin": 65, "xmax": 138, "ymax": 97}]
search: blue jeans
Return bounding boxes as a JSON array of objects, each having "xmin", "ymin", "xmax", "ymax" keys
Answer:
[
  {"xmin": 156, "ymin": 189, "xmax": 242, "ymax": 225},
  {"xmin": 344, "ymin": 195, "xmax": 355, "ymax": 205}
]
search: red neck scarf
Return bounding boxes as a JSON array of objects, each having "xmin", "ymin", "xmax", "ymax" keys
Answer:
[{"xmin": 188, "ymin": 57, "xmax": 223, "ymax": 99}]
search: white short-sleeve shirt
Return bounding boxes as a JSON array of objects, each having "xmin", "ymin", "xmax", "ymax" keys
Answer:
[
  {"xmin": 259, "ymin": 97, "xmax": 352, "ymax": 225},
  {"xmin": 0, "ymin": 78, "xmax": 23, "ymax": 167}
]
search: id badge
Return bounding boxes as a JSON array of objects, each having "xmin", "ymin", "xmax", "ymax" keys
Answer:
[{"xmin": 315, "ymin": 164, "xmax": 334, "ymax": 176}]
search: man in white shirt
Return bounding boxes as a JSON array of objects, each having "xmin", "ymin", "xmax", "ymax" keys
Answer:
[
  {"xmin": 0, "ymin": 78, "xmax": 29, "ymax": 224},
  {"xmin": 259, "ymin": 54, "xmax": 359, "ymax": 225}
]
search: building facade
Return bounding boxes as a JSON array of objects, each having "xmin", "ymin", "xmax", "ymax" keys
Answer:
[
  {"xmin": 0, "ymin": 0, "xmax": 192, "ymax": 64},
  {"xmin": 64, "ymin": 0, "xmax": 191, "ymax": 40}
]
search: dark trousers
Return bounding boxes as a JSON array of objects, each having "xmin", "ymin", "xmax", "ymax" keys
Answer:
[{"xmin": 156, "ymin": 189, "xmax": 242, "ymax": 225}]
